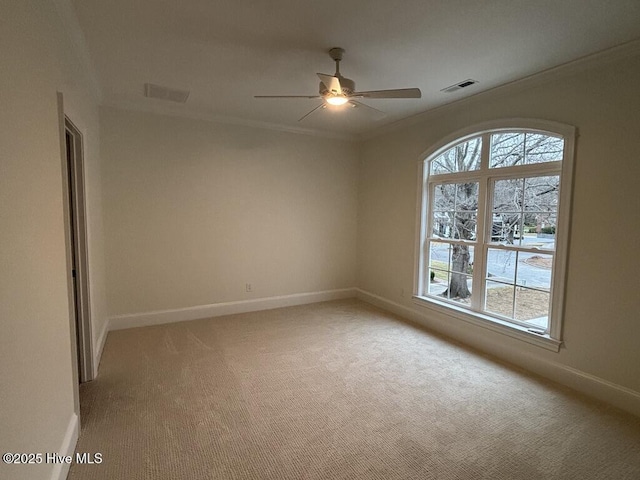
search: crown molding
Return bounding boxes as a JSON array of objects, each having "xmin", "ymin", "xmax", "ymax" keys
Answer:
[
  {"xmin": 101, "ymin": 99, "xmax": 358, "ymax": 141},
  {"xmin": 360, "ymin": 37, "xmax": 640, "ymax": 141},
  {"xmin": 51, "ymin": 0, "xmax": 103, "ymax": 102}
]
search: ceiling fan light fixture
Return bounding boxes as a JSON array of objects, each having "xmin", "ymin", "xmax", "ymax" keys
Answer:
[{"xmin": 325, "ymin": 95, "xmax": 349, "ymax": 106}]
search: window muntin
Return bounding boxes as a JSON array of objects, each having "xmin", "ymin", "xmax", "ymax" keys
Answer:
[
  {"xmin": 418, "ymin": 126, "xmax": 571, "ymax": 342},
  {"xmin": 432, "ymin": 182, "xmax": 479, "ymax": 240},
  {"xmin": 490, "ymin": 132, "xmax": 564, "ymax": 168},
  {"xmin": 428, "ymin": 242, "xmax": 475, "ymax": 305},
  {"xmin": 430, "ymin": 137, "xmax": 482, "ymax": 174},
  {"xmin": 484, "ymin": 171, "xmax": 560, "ymax": 330}
]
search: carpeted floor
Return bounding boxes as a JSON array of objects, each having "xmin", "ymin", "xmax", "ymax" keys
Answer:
[{"xmin": 70, "ymin": 299, "xmax": 640, "ymax": 479}]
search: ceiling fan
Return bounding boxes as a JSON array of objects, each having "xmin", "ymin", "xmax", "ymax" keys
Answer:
[{"xmin": 255, "ymin": 47, "xmax": 422, "ymax": 121}]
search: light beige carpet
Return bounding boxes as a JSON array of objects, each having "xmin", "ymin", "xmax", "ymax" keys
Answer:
[{"xmin": 70, "ymin": 299, "xmax": 640, "ymax": 479}]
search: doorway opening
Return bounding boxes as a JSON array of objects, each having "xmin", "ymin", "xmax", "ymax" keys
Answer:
[{"xmin": 64, "ymin": 116, "xmax": 93, "ymax": 383}]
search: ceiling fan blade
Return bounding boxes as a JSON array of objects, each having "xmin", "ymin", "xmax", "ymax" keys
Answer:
[
  {"xmin": 254, "ymin": 95, "xmax": 321, "ymax": 99},
  {"xmin": 317, "ymin": 73, "xmax": 342, "ymax": 95},
  {"xmin": 352, "ymin": 88, "xmax": 421, "ymax": 99},
  {"xmin": 298, "ymin": 103, "xmax": 326, "ymax": 122},
  {"xmin": 349, "ymin": 100, "xmax": 387, "ymax": 120}
]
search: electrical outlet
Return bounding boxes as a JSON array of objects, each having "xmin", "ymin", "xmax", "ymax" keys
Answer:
[
  {"xmin": 400, "ymin": 288, "xmax": 405, "ymax": 298},
  {"xmin": 245, "ymin": 283, "xmax": 252, "ymax": 293}
]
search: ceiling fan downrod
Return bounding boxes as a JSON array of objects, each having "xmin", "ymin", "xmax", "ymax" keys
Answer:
[{"xmin": 329, "ymin": 47, "xmax": 344, "ymax": 76}]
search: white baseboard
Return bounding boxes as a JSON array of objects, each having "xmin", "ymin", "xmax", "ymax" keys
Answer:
[
  {"xmin": 92, "ymin": 318, "xmax": 109, "ymax": 378},
  {"xmin": 356, "ymin": 288, "xmax": 640, "ymax": 418},
  {"xmin": 109, "ymin": 288, "xmax": 357, "ymax": 331},
  {"xmin": 50, "ymin": 413, "xmax": 78, "ymax": 480}
]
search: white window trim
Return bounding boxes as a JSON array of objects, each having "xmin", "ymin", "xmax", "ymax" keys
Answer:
[{"xmin": 413, "ymin": 119, "xmax": 576, "ymax": 352}]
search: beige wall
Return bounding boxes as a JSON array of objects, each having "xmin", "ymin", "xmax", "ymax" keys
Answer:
[
  {"xmin": 100, "ymin": 107, "xmax": 359, "ymax": 317},
  {"xmin": 0, "ymin": 1, "xmax": 107, "ymax": 479},
  {"xmin": 357, "ymin": 52, "xmax": 640, "ymax": 396}
]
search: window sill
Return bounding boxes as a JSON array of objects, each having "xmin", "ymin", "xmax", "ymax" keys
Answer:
[{"xmin": 412, "ymin": 295, "xmax": 562, "ymax": 352}]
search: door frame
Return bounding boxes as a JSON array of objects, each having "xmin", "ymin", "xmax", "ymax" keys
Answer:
[{"xmin": 59, "ymin": 99, "xmax": 94, "ymax": 385}]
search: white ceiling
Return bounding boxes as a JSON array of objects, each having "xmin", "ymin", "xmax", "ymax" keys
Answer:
[{"xmin": 70, "ymin": 0, "xmax": 640, "ymax": 137}]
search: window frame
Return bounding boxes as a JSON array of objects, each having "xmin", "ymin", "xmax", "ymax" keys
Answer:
[{"xmin": 413, "ymin": 119, "xmax": 576, "ymax": 351}]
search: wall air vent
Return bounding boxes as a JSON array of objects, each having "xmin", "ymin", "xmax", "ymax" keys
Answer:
[
  {"xmin": 441, "ymin": 79, "xmax": 478, "ymax": 93},
  {"xmin": 144, "ymin": 83, "xmax": 190, "ymax": 103}
]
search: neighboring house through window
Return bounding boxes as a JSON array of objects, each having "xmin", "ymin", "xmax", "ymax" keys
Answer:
[{"xmin": 415, "ymin": 120, "xmax": 575, "ymax": 351}]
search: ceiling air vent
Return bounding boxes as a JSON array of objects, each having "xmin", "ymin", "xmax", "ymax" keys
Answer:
[
  {"xmin": 144, "ymin": 83, "xmax": 190, "ymax": 103},
  {"xmin": 441, "ymin": 79, "xmax": 478, "ymax": 93}
]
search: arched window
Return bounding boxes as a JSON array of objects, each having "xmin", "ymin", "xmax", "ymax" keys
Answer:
[{"xmin": 415, "ymin": 120, "xmax": 575, "ymax": 350}]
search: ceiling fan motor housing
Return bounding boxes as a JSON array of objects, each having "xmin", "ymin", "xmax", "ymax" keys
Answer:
[{"xmin": 319, "ymin": 75, "xmax": 355, "ymax": 96}]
